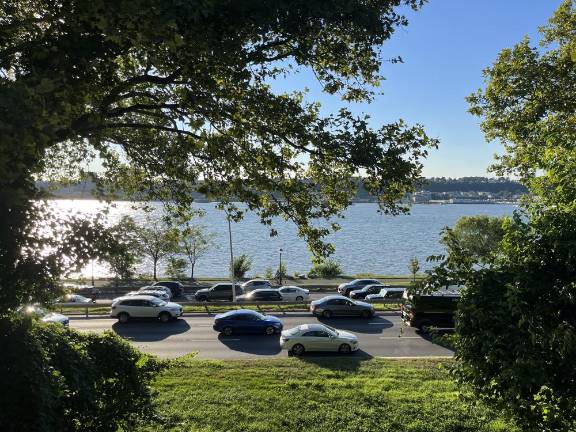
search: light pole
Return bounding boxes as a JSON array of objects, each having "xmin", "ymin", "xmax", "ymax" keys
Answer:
[
  {"xmin": 278, "ymin": 248, "xmax": 283, "ymax": 286},
  {"xmin": 227, "ymin": 214, "xmax": 236, "ymax": 302}
]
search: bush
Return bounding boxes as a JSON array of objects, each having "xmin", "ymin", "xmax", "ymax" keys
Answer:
[
  {"xmin": 232, "ymin": 254, "xmax": 252, "ymax": 279},
  {"xmin": 0, "ymin": 315, "xmax": 163, "ymax": 432},
  {"xmin": 309, "ymin": 260, "xmax": 342, "ymax": 279}
]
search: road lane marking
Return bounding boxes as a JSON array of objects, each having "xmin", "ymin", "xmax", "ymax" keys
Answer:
[{"xmin": 379, "ymin": 336, "xmax": 422, "ymax": 339}]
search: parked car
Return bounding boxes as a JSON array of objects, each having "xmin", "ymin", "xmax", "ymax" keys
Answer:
[
  {"xmin": 139, "ymin": 285, "xmax": 172, "ymax": 299},
  {"xmin": 110, "ymin": 295, "xmax": 183, "ymax": 323},
  {"xmin": 153, "ymin": 281, "xmax": 184, "ymax": 297},
  {"xmin": 127, "ymin": 289, "xmax": 170, "ymax": 301},
  {"xmin": 194, "ymin": 283, "xmax": 243, "ymax": 302},
  {"xmin": 236, "ymin": 289, "xmax": 282, "ymax": 302},
  {"xmin": 349, "ymin": 284, "xmax": 390, "ymax": 300},
  {"xmin": 57, "ymin": 294, "xmax": 95, "ymax": 303},
  {"xmin": 310, "ymin": 295, "xmax": 375, "ymax": 318},
  {"xmin": 213, "ymin": 309, "xmax": 283, "ymax": 335},
  {"xmin": 20, "ymin": 305, "xmax": 69, "ymax": 326},
  {"xmin": 277, "ymin": 286, "xmax": 310, "ymax": 302},
  {"xmin": 337, "ymin": 279, "xmax": 384, "ymax": 297},
  {"xmin": 401, "ymin": 288, "xmax": 461, "ymax": 332},
  {"xmin": 280, "ymin": 323, "xmax": 359, "ymax": 356},
  {"xmin": 65, "ymin": 284, "xmax": 101, "ymax": 298},
  {"xmin": 240, "ymin": 279, "xmax": 272, "ymax": 292},
  {"xmin": 366, "ymin": 287, "xmax": 407, "ymax": 301}
]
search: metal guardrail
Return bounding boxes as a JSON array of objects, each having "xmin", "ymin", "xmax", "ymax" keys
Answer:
[{"xmin": 57, "ymin": 299, "xmax": 401, "ymax": 317}]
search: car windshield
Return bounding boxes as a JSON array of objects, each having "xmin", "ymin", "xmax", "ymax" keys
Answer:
[
  {"xmin": 151, "ymin": 297, "xmax": 167, "ymax": 306},
  {"xmin": 322, "ymin": 324, "xmax": 337, "ymax": 335},
  {"xmin": 249, "ymin": 311, "xmax": 265, "ymax": 320}
]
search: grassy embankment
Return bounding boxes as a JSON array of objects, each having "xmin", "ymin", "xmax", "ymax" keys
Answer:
[{"xmin": 136, "ymin": 357, "xmax": 517, "ymax": 432}]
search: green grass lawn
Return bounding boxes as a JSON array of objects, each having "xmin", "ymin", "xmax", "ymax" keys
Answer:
[{"xmin": 136, "ymin": 357, "xmax": 517, "ymax": 432}]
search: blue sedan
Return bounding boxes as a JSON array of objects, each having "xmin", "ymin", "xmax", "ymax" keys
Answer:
[{"xmin": 213, "ymin": 309, "xmax": 283, "ymax": 336}]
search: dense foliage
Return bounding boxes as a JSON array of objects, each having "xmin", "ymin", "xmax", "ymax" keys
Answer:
[
  {"xmin": 0, "ymin": 316, "xmax": 163, "ymax": 432},
  {"xmin": 424, "ymin": 2, "xmax": 576, "ymax": 430},
  {"xmin": 1, "ymin": 0, "xmax": 437, "ymax": 311},
  {"xmin": 440, "ymin": 215, "xmax": 505, "ymax": 265}
]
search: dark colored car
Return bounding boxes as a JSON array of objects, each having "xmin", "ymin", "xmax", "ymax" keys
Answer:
[
  {"xmin": 213, "ymin": 309, "xmax": 283, "ymax": 335},
  {"xmin": 401, "ymin": 289, "xmax": 461, "ymax": 332},
  {"xmin": 337, "ymin": 279, "xmax": 383, "ymax": 297},
  {"xmin": 310, "ymin": 295, "xmax": 375, "ymax": 319},
  {"xmin": 349, "ymin": 284, "xmax": 387, "ymax": 300},
  {"xmin": 236, "ymin": 289, "xmax": 283, "ymax": 302},
  {"xmin": 194, "ymin": 283, "xmax": 243, "ymax": 302},
  {"xmin": 153, "ymin": 281, "xmax": 184, "ymax": 297}
]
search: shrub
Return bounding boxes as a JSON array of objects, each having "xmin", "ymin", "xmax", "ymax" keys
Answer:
[
  {"xmin": 309, "ymin": 260, "xmax": 342, "ymax": 279},
  {"xmin": 0, "ymin": 315, "xmax": 163, "ymax": 432},
  {"xmin": 232, "ymin": 254, "xmax": 252, "ymax": 279},
  {"xmin": 264, "ymin": 267, "xmax": 274, "ymax": 280}
]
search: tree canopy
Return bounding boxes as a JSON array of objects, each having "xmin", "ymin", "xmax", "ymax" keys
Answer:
[{"xmin": 0, "ymin": 0, "xmax": 437, "ymax": 310}]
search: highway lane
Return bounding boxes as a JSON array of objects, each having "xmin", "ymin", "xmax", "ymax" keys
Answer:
[{"xmin": 70, "ymin": 312, "xmax": 453, "ymax": 359}]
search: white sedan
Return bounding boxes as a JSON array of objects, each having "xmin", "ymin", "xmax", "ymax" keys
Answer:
[
  {"xmin": 127, "ymin": 289, "xmax": 170, "ymax": 301},
  {"xmin": 58, "ymin": 294, "xmax": 95, "ymax": 303},
  {"xmin": 280, "ymin": 323, "xmax": 359, "ymax": 356},
  {"xmin": 277, "ymin": 286, "xmax": 310, "ymax": 302},
  {"xmin": 21, "ymin": 305, "xmax": 69, "ymax": 326}
]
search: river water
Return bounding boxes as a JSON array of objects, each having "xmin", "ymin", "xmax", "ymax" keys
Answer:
[{"xmin": 49, "ymin": 200, "xmax": 516, "ymax": 278}]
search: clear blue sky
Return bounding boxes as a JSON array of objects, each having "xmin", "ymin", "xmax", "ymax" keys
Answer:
[{"xmin": 272, "ymin": 0, "xmax": 563, "ymax": 178}]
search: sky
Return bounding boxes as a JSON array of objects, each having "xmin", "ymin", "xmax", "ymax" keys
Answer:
[{"xmin": 270, "ymin": 0, "xmax": 563, "ymax": 178}]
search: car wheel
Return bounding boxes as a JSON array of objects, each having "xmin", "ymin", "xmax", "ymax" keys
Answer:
[
  {"xmin": 295, "ymin": 296, "xmax": 303, "ymax": 302},
  {"xmin": 265, "ymin": 326, "xmax": 275, "ymax": 335},
  {"xmin": 361, "ymin": 310, "xmax": 372, "ymax": 319},
  {"xmin": 197, "ymin": 295, "xmax": 207, "ymax": 302},
  {"xmin": 159, "ymin": 312, "xmax": 171, "ymax": 323},
  {"xmin": 223, "ymin": 326, "xmax": 233, "ymax": 336},
  {"xmin": 322, "ymin": 310, "xmax": 333, "ymax": 319},
  {"xmin": 291, "ymin": 343, "xmax": 305, "ymax": 356},
  {"xmin": 338, "ymin": 343, "xmax": 352, "ymax": 354},
  {"xmin": 117, "ymin": 312, "xmax": 130, "ymax": 324}
]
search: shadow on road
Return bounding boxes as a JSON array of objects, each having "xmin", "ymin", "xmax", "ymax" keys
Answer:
[
  {"xmin": 316, "ymin": 315, "xmax": 393, "ymax": 334},
  {"xmin": 112, "ymin": 318, "xmax": 191, "ymax": 342},
  {"xmin": 419, "ymin": 328, "xmax": 456, "ymax": 352},
  {"xmin": 217, "ymin": 334, "xmax": 282, "ymax": 356}
]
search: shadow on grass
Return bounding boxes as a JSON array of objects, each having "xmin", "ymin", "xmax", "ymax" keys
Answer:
[
  {"xmin": 294, "ymin": 350, "xmax": 374, "ymax": 371},
  {"xmin": 111, "ymin": 318, "xmax": 191, "ymax": 342}
]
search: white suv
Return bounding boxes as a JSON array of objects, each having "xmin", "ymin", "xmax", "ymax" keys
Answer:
[{"xmin": 111, "ymin": 295, "xmax": 183, "ymax": 323}]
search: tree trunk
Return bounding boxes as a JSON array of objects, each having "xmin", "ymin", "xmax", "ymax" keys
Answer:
[
  {"xmin": 153, "ymin": 257, "xmax": 158, "ymax": 281},
  {"xmin": 190, "ymin": 261, "xmax": 195, "ymax": 280}
]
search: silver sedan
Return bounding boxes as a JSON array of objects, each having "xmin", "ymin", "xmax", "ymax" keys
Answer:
[{"xmin": 280, "ymin": 323, "xmax": 359, "ymax": 356}]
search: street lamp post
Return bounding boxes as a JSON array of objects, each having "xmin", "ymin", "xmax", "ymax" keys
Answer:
[{"xmin": 278, "ymin": 248, "xmax": 283, "ymax": 286}]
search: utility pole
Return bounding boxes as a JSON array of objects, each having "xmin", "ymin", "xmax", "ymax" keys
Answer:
[{"xmin": 227, "ymin": 214, "xmax": 236, "ymax": 302}]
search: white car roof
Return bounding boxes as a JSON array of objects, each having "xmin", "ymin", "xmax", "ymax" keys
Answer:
[{"xmin": 114, "ymin": 295, "xmax": 160, "ymax": 301}]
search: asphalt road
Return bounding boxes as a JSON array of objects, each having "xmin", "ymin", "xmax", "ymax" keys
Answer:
[{"xmin": 70, "ymin": 312, "xmax": 453, "ymax": 359}]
